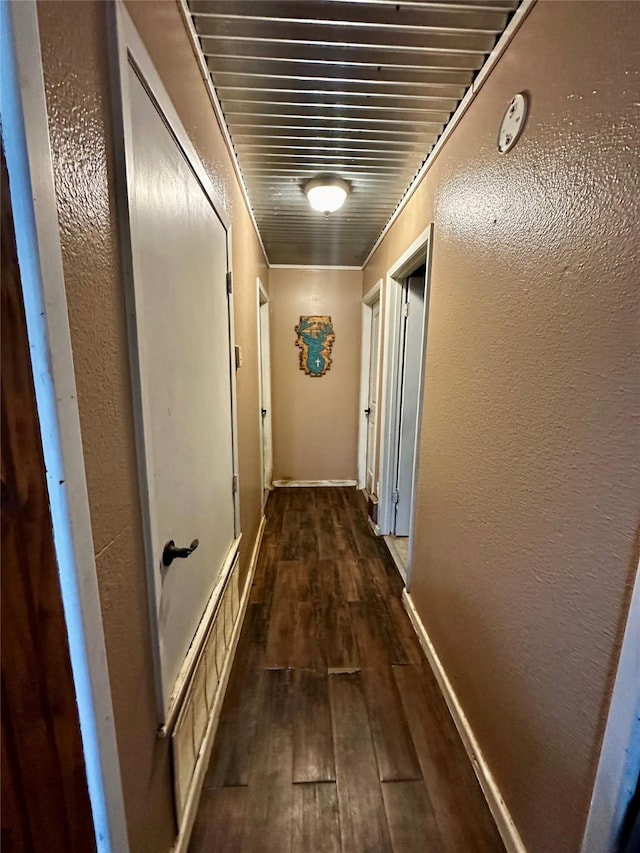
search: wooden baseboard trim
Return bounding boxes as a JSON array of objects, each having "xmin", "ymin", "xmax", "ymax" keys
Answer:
[
  {"xmin": 401, "ymin": 589, "xmax": 526, "ymax": 853},
  {"xmin": 171, "ymin": 514, "xmax": 266, "ymax": 853},
  {"xmin": 246, "ymin": 514, "xmax": 267, "ymax": 584},
  {"xmin": 161, "ymin": 535, "xmax": 242, "ymax": 736},
  {"xmin": 272, "ymin": 479, "xmax": 357, "ymax": 488}
]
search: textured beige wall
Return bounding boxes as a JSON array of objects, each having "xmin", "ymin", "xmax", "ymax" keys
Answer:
[
  {"xmin": 269, "ymin": 268, "xmax": 363, "ymax": 482},
  {"xmin": 37, "ymin": 2, "xmax": 268, "ymax": 850},
  {"xmin": 363, "ymin": 2, "xmax": 640, "ymax": 851}
]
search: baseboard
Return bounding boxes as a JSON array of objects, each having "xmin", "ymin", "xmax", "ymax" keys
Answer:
[
  {"xmin": 247, "ymin": 514, "xmax": 267, "ymax": 582},
  {"xmin": 402, "ymin": 590, "xmax": 526, "ymax": 853},
  {"xmin": 272, "ymin": 479, "xmax": 357, "ymax": 487},
  {"xmin": 161, "ymin": 536, "xmax": 242, "ymax": 735},
  {"xmin": 171, "ymin": 514, "xmax": 266, "ymax": 853}
]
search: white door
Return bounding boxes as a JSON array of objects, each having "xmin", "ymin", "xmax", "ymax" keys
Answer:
[
  {"xmin": 126, "ymin": 65, "xmax": 237, "ymax": 716},
  {"xmin": 258, "ymin": 289, "xmax": 273, "ymax": 509},
  {"xmin": 394, "ymin": 273, "xmax": 425, "ymax": 535},
  {"xmin": 365, "ymin": 299, "xmax": 381, "ymax": 495}
]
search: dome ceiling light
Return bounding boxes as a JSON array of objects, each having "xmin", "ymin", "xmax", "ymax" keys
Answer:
[{"xmin": 304, "ymin": 176, "xmax": 351, "ymax": 214}]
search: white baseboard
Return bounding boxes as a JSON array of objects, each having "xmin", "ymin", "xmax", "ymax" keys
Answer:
[
  {"xmin": 272, "ymin": 479, "xmax": 357, "ymax": 487},
  {"xmin": 367, "ymin": 517, "xmax": 380, "ymax": 536},
  {"xmin": 172, "ymin": 514, "xmax": 266, "ymax": 853},
  {"xmin": 161, "ymin": 536, "xmax": 242, "ymax": 735},
  {"xmin": 402, "ymin": 590, "xmax": 526, "ymax": 853},
  {"xmin": 247, "ymin": 514, "xmax": 267, "ymax": 582}
]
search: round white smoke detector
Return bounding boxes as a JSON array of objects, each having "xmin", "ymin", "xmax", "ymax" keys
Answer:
[{"xmin": 498, "ymin": 93, "xmax": 528, "ymax": 153}]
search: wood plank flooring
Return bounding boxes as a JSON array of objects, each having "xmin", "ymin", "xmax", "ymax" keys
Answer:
[{"xmin": 189, "ymin": 487, "xmax": 505, "ymax": 853}]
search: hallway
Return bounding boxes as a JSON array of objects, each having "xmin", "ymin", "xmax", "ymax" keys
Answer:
[
  {"xmin": 4, "ymin": 3, "xmax": 638, "ymax": 848},
  {"xmin": 189, "ymin": 488, "xmax": 504, "ymax": 852}
]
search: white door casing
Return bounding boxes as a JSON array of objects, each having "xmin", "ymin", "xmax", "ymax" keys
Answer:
[
  {"xmin": 366, "ymin": 300, "xmax": 381, "ymax": 496},
  {"xmin": 1, "ymin": 2, "xmax": 129, "ymax": 847},
  {"xmin": 258, "ymin": 278, "xmax": 273, "ymax": 508},
  {"xmin": 582, "ymin": 558, "xmax": 640, "ymax": 853},
  {"xmin": 378, "ymin": 226, "xmax": 433, "ymax": 571},
  {"xmin": 394, "ymin": 274, "xmax": 426, "ymax": 536},
  {"xmin": 358, "ymin": 279, "xmax": 382, "ymax": 492},
  {"xmin": 112, "ymin": 6, "xmax": 240, "ymax": 724}
]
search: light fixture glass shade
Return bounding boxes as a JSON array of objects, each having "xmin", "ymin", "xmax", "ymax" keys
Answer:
[{"xmin": 305, "ymin": 177, "xmax": 350, "ymax": 213}]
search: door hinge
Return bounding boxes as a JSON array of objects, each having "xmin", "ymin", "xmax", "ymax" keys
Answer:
[
  {"xmin": 402, "ymin": 302, "xmax": 410, "ymax": 318},
  {"xmin": 391, "ymin": 489, "xmax": 399, "ymax": 505},
  {"xmin": 232, "ymin": 474, "xmax": 238, "ymax": 496},
  {"xmin": 226, "ymin": 271, "xmax": 233, "ymax": 294}
]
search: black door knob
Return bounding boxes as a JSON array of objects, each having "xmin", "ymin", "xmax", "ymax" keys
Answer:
[
  {"xmin": 261, "ymin": 408, "xmax": 267, "ymax": 417},
  {"xmin": 162, "ymin": 539, "xmax": 199, "ymax": 567},
  {"xmin": 364, "ymin": 408, "xmax": 371, "ymax": 416}
]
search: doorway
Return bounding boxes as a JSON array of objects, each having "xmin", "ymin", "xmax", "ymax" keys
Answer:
[
  {"xmin": 393, "ymin": 265, "xmax": 426, "ymax": 538},
  {"xmin": 365, "ymin": 299, "xmax": 381, "ymax": 496},
  {"xmin": 1, "ymin": 145, "xmax": 96, "ymax": 853},
  {"xmin": 257, "ymin": 278, "xmax": 273, "ymax": 511},
  {"xmin": 379, "ymin": 226, "xmax": 433, "ymax": 583},
  {"xmin": 1, "ymin": 1, "xmax": 128, "ymax": 845},
  {"xmin": 358, "ymin": 279, "xmax": 382, "ymax": 495}
]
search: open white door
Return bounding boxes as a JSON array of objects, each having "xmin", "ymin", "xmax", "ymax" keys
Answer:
[
  {"xmin": 112, "ymin": 9, "xmax": 240, "ymax": 724},
  {"xmin": 378, "ymin": 226, "xmax": 433, "ymax": 581},
  {"xmin": 365, "ymin": 299, "xmax": 381, "ymax": 495},
  {"xmin": 258, "ymin": 280, "xmax": 272, "ymax": 509},
  {"xmin": 358, "ymin": 279, "xmax": 382, "ymax": 494},
  {"xmin": 394, "ymin": 272, "xmax": 426, "ymax": 536}
]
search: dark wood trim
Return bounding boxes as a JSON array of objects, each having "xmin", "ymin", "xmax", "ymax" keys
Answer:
[{"xmin": 1, "ymin": 149, "xmax": 96, "ymax": 852}]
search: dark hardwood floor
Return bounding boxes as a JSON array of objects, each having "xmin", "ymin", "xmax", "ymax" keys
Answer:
[{"xmin": 189, "ymin": 487, "xmax": 505, "ymax": 853}]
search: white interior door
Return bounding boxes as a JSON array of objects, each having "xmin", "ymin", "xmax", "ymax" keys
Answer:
[
  {"xmin": 258, "ymin": 290, "xmax": 273, "ymax": 508},
  {"xmin": 394, "ymin": 273, "xmax": 426, "ymax": 536},
  {"xmin": 126, "ymin": 65, "xmax": 237, "ymax": 717},
  {"xmin": 365, "ymin": 299, "xmax": 381, "ymax": 495}
]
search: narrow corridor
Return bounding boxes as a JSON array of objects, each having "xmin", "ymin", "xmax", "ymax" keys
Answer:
[{"xmin": 189, "ymin": 488, "xmax": 505, "ymax": 852}]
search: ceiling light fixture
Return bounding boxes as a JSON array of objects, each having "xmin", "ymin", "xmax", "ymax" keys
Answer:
[{"xmin": 304, "ymin": 176, "xmax": 350, "ymax": 214}]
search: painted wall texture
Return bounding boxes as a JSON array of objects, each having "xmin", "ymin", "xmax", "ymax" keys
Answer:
[
  {"xmin": 363, "ymin": 2, "xmax": 639, "ymax": 851},
  {"xmin": 269, "ymin": 268, "xmax": 363, "ymax": 483},
  {"xmin": 37, "ymin": 2, "xmax": 268, "ymax": 850}
]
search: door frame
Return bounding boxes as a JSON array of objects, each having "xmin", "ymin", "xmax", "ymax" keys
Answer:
[
  {"xmin": 582, "ymin": 558, "xmax": 640, "ymax": 853},
  {"xmin": 358, "ymin": 278, "xmax": 382, "ymax": 491},
  {"xmin": 0, "ymin": 1, "xmax": 128, "ymax": 848},
  {"xmin": 2, "ymin": 147, "xmax": 97, "ymax": 852},
  {"xmin": 378, "ymin": 226, "xmax": 433, "ymax": 578},
  {"xmin": 257, "ymin": 277, "xmax": 273, "ymax": 509},
  {"xmin": 109, "ymin": 2, "xmax": 241, "ymax": 725}
]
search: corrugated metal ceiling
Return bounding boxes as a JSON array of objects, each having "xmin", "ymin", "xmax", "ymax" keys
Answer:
[{"xmin": 186, "ymin": 0, "xmax": 520, "ymax": 266}]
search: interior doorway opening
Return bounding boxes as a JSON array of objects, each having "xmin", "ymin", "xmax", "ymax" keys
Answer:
[
  {"xmin": 257, "ymin": 278, "xmax": 273, "ymax": 511},
  {"xmin": 392, "ymin": 264, "xmax": 427, "ymax": 531},
  {"xmin": 378, "ymin": 226, "xmax": 433, "ymax": 584},
  {"xmin": 386, "ymin": 263, "xmax": 426, "ymax": 578},
  {"xmin": 358, "ymin": 279, "xmax": 382, "ymax": 496}
]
